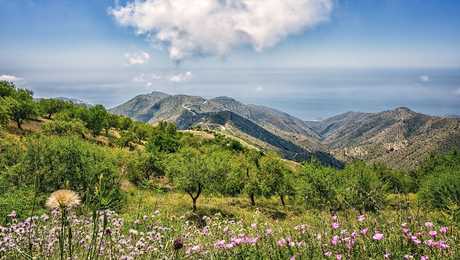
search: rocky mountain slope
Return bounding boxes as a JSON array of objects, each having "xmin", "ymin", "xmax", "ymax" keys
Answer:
[
  {"xmin": 111, "ymin": 92, "xmax": 460, "ymax": 169},
  {"xmin": 305, "ymin": 107, "xmax": 460, "ymax": 169}
]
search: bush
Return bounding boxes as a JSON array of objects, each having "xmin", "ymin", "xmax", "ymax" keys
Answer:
[
  {"xmin": 42, "ymin": 118, "xmax": 87, "ymax": 137},
  {"xmin": 418, "ymin": 170, "xmax": 460, "ymax": 209},
  {"xmin": 339, "ymin": 161, "xmax": 387, "ymax": 212},
  {"xmin": 6, "ymin": 135, "xmax": 125, "ymax": 210},
  {"xmin": 298, "ymin": 162, "xmax": 341, "ymax": 210}
]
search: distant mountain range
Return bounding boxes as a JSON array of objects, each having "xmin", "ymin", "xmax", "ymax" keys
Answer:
[{"xmin": 110, "ymin": 92, "xmax": 460, "ymax": 169}]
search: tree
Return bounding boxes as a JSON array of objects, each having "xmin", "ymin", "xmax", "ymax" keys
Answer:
[
  {"xmin": 240, "ymin": 150, "xmax": 263, "ymax": 206},
  {"xmin": 4, "ymin": 89, "xmax": 38, "ymax": 129},
  {"xmin": 39, "ymin": 98, "xmax": 69, "ymax": 119},
  {"xmin": 146, "ymin": 121, "xmax": 180, "ymax": 153},
  {"xmin": 259, "ymin": 153, "xmax": 294, "ymax": 207},
  {"xmin": 165, "ymin": 147, "xmax": 226, "ymax": 211},
  {"xmin": 85, "ymin": 105, "xmax": 109, "ymax": 136},
  {"xmin": 0, "ymin": 81, "xmax": 15, "ymax": 98}
]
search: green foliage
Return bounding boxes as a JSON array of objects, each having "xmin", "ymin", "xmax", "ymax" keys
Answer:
[
  {"xmin": 0, "ymin": 135, "xmax": 24, "ymax": 173},
  {"xmin": 373, "ymin": 163, "xmax": 416, "ymax": 194},
  {"xmin": 42, "ymin": 118, "xmax": 87, "ymax": 137},
  {"xmin": 298, "ymin": 162, "xmax": 340, "ymax": 210},
  {"xmin": 0, "ymin": 81, "xmax": 16, "ymax": 97},
  {"xmin": 85, "ymin": 105, "xmax": 109, "ymax": 136},
  {"xmin": 340, "ymin": 161, "xmax": 387, "ymax": 212},
  {"xmin": 6, "ymin": 135, "xmax": 124, "ymax": 210},
  {"xmin": 126, "ymin": 151, "xmax": 163, "ymax": 184},
  {"xmin": 0, "ymin": 97, "xmax": 11, "ymax": 127},
  {"xmin": 0, "ymin": 185, "xmax": 46, "ymax": 223},
  {"xmin": 2, "ymin": 90, "xmax": 38, "ymax": 129},
  {"xmin": 417, "ymin": 151, "xmax": 460, "ymax": 210},
  {"xmin": 146, "ymin": 121, "xmax": 180, "ymax": 153},
  {"xmin": 38, "ymin": 98, "xmax": 70, "ymax": 119}
]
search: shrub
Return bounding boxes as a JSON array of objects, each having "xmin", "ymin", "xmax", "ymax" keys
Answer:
[
  {"xmin": 7, "ymin": 135, "xmax": 125, "ymax": 210},
  {"xmin": 42, "ymin": 118, "xmax": 87, "ymax": 137},
  {"xmin": 298, "ymin": 162, "xmax": 340, "ymax": 210},
  {"xmin": 418, "ymin": 169, "xmax": 460, "ymax": 209},
  {"xmin": 339, "ymin": 161, "xmax": 387, "ymax": 212}
]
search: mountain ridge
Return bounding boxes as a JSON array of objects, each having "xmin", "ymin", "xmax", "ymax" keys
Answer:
[{"xmin": 110, "ymin": 92, "xmax": 460, "ymax": 169}]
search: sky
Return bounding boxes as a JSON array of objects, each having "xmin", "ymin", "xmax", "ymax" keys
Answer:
[{"xmin": 0, "ymin": 0, "xmax": 459, "ymax": 120}]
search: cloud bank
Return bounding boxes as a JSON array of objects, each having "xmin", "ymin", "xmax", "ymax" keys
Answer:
[
  {"xmin": 125, "ymin": 51, "xmax": 150, "ymax": 65},
  {"xmin": 111, "ymin": 0, "xmax": 333, "ymax": 61},
  {"xmin": 0, "ymin": 74, "xmax": 22, "ymax": 82}
]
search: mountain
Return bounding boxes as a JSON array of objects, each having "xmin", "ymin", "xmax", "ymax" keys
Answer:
[
  {"xmin": 110, "ymin": 92, "xmax": 337, "ymax": 166},
  {"xmin": 306, "ymin": 107, "xmax": 460, "ymax": 169},
  {"xmin": 111, "ymin": 93, "xmax": 460, "ymax": 169}
]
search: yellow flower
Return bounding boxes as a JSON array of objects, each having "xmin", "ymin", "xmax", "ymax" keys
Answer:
[{"xmin": 46, "ymin": 189, "xmax": 81, "ymax": 209}]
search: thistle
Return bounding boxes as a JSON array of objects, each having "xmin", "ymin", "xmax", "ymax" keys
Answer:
[
  {"xmin": 46, "ymin": 189, "xmax": 81, "ymax": 209},
  {"xmin": 46, "ymin": 189, "xmax": 80, "ymax": 260}
]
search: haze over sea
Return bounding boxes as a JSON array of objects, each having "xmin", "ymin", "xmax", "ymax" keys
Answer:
[{"xmin": 24, "ymin": 68, "xmax": 460, "ymax": 121}]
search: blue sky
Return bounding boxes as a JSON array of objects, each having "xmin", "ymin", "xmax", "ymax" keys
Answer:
[{"xmin": 0, "ymin": 0, "xmax": 459, "ymax": 119}]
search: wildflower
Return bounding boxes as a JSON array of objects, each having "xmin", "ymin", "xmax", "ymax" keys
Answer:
[
  {"xmin": 360, "ymin": 228, "xmax": 369, "ymax": 235},
  {"xmin": 332, "ymin": 215, "xmax": 338, "ymax": 221},
  {"xmin": 331, "ymin": 235, "xmax": 340, "ymax": 246},
  {"xmin": 429, "ymin": 230, "xmax": 437, "ymax": 238},
  {"xmin": 290, "ymin": 256, "xmax": 296, "ymax": 260},
  {"xmin": 277, "ymin": 238, "xmax": 287, "ymax": 247},
  {"xmin": 384, "ymin": 252, "xmax": 391, "ymax": 259},
  {"xmin": 357, "ymin": 215, "xmax": 365, "ymax": 222},
  {"xmin": 251, "ymin": 223, "xmax": 257, "ymax": 229},
  {"xmin": 336, "ymin": 254, "xmax": 342, "ymax": 260},
  {"xmin": 439, "ymin": 226, "xmax": 448, "ymax": 234},
  {"xmin": 424, "ymin": 239, "xmax": 434, "ymax": 247},
  {"xmin": 46, "ymin": 190, "xmax": 81, "ymax": 209},
  {"xmin": 421, "ymin": 256, "xmax": 429, "ymax": 260},
  {"xmin": 214, "ymin": 240, "xmax": 226, "ymax": 249},
  {"xmin": 265, "ymin": 228, "xmax": 273, "ymax": 236},
  {"xmin": 331, "ymin": 222, "xmax": 340, "ymax": 229},
  {"xmin": 324, "ymin": 251, "xmax": 332, "ymax": 257},
  {"xmin": 373, "ymin": 232, "xmax": 384, "ymax": 241},
  {"xmin": 404, "ymin": 255, "xmax": 414, "ymax": 259},
  {"xmin": 424, "ymin": 222, "xmax": 434, "ymax": 228}
]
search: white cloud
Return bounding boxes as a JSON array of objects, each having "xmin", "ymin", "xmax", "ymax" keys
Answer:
[
  {"xmin": 111, "ymin": 0, "xmax": 333, "ymax": 61},
  {"xmin": 419, "ymin": 75, "xmax": 430, "ymax": 82},
  {"xmin": 169, "ymin": 71, "xmax": 193, "ymax": 83},
  {"xmin": 0, "ymin": 74, "xmax": 22, "ymax": 82},
  {"xmin": 125, "ymin": 51, "xmax": 150, "ymax": 65},
  {"xmin": 255, "ymin": 85, "xmax": 264, "ymax": 92}
]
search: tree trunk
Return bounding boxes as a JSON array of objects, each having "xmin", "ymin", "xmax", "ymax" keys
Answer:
[
  {"xmin": 48, "ymin": 113, "xmax": 52, "ymax": 119},
  {"xmin": 250, "ymin": 193, "xmax": 255, "ymax": 206},
  {"xmin": 188, "ymin": 184, "xmax": 202, "ymax": 212},
  {"xmin": 280, "ymin": 195, "xmax": 286, "ymax": 207},
  {"xmin": 192, "ymin": 198, "xmax": 197, "ymax": 212},
  {"xmin": 16, "ymin": 120, "xmax": 22, "ymax": 129}
]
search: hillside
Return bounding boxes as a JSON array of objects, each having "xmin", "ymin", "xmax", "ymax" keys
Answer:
[
  {"xmin": 111, "ymin": 93, "xmax": 460, "ymax": 169},
  {"xmin": 306, "ymin": 107, "xmax": 460, "ymax": 169}
]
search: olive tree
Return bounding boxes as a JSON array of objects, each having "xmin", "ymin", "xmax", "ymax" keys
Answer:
[{"xmin": 165, "ymin": 146, "xmax": 229, "ymax": 211}]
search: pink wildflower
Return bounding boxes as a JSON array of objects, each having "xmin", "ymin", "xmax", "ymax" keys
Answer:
[
  {"xmin": 373, "ymin": 232, "xmax": 384, "ymax": 241},
  {"xmin": 429, "ymin": 230, "xmax": 437, "ymax": 238},
  {"xmin": 424, "ymin": 222, "xmax": 434, "ymax": 228},
  {"xmin": 439, "ymin": 226, "xmax": 448, "ymax": 234},
  {"xmin": 331, "ymin": 222, "xmax": 340, "ymax": 229},
  {"xmin": 360, "ymin": 228, "xmax": 369, "ymax": 235},
  {"xmin": 357, "ymin": 215, "xmax": 365, "ymax": 222}
]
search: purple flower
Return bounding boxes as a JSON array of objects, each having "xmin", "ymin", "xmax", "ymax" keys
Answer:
[
  {"xmin": 439, "ymin": 226, "xmax": 448, "ymax": 234},
  {"xmin": 360, "ymin": 228, "xmax": 369, "ymax": 235},
  {"xmin": 331, "ymin": 235, "xmax": 340, "ymax": 246},
  {"xmin": 373, "ymin": 232, "xmax": 384, "ymax": 241},
  {"xmin": 265, "ymin": 228, "xmax": 273, "ymax": 236},
  {"xmin": 421, "ymin": 256, "xmax": 429, "ymax": 260},
  {"xmin": 384, "ymin": 252, "xmax": 391, "ymax": 259},
  {"xmin": 324, "ymin": 251, "xmax": 332, "ymax": 257},
  {"xmin": 336, "ymin": 254, "xmax": 342, "ymax": 260},
  {"xmin": 429, "ymin": 230, "xmax": 437, "ymax": 238},
  {"xmin": 331, "ymin": 222, "xmax": 340, "ymax": 229},
  {"xmin": 357, "ymin": 215, "xmax": 366, "ymax": 222}
]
